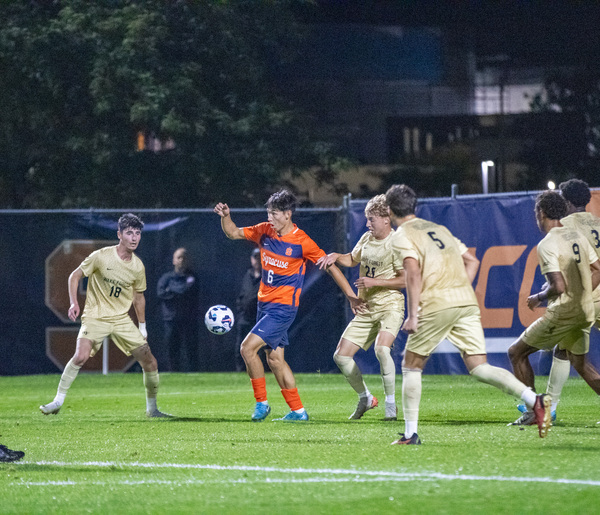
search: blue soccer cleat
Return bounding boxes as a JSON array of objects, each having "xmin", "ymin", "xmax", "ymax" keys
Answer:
[
  {"xmin": 517, "ymin": 403, "xmax": 556, "ymax": 422},
  {"xmin": 273, "ymin": 410, "xmax": 309, "ymax": 422},
  {"xmin": 252, "ymin": 402, "xmax": 271, "ymax": 422}
]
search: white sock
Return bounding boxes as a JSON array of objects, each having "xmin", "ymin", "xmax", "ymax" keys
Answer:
[
  {"xmin": 470, "ymin": 362, "xmax": 533, "ymax": 404},
  {"xmin": 520, "ymin": 388, "xmax": 537, "ymax": 409},
  {"xmin": 56, "ymin": 358, "xmax": 82, "ymax": 403},
  {"xmin": 547, "ymin": 356, "xmax": 570, "ymax": 411},
  {"xmin": 402, "ymin": 367, "xmax": 422, "ymax": 437},
  {"xmin": 385, "ymin": 395, "xmax": 395, "ymax": 404},
  {"xmin": 143, "ymin": 370, "xmax": 160, "ymax": 412},
  {"xmin": 405, "ymin": 420, "xmax": 418, "ymax": 438}
]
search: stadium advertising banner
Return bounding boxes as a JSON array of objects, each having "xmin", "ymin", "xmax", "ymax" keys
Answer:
[{"xmin": 348, "ymin": 190, "xmax": 600, "ymax": 375}]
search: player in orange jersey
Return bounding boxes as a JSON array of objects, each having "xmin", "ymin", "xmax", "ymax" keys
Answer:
[{"xmin": 215, "ymin": 189, "xmax": 366, "ymax": 421}]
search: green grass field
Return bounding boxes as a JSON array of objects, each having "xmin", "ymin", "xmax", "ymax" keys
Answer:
[{"xmin": 2, "ymin": 372, "xmax": 600, "ymax": 514}]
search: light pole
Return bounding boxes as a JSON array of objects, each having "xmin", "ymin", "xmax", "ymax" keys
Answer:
[{"xmin": 481, "ymin": 160, "xmax": 494, "ymax": 194}]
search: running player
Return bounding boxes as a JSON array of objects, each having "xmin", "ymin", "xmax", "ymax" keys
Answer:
[
  {"xmin": 516, "ymin": 179, "xmax": 600, "ymax": 422},
  {"xmin": 509, "ymin": 190, "xmax": 600, "ymax": 425},
  {"xmin": 317, "ymin": 194, "xmax": 405, "ymax": 420},
  {"xmin": 386, "ymin": 184, "xmax": 551, "ymax": 444},
  {"xmin": 40, "ymin": 213, "xmax": 169, "ymax": 418},
  {"xmin": 214, "ymin": 189, "xmax": 366, "ymax": 422}
]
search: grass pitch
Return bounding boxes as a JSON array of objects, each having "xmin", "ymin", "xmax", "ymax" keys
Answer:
[{"xmin": 2, "ymin": 372, "xmax": 600, "ymax": 514}]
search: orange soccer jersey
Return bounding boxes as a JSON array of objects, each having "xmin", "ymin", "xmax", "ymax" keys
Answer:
[{"xmin": 243, "ymin": 222, "xmax": 326, "ymax": 307}]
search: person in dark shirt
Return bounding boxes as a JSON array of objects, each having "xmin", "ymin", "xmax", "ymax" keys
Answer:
[
  {"xmin": 157, "ymin": 248, "xmax": 200, "ymax": 371},
  {"xmin": 234, "ymin": 247, "xmax": 262, "ymax": 371}
]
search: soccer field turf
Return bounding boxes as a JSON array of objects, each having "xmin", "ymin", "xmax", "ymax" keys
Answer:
[{"xmin": 2, "ymin": 372, "xmax": 600, "ymax": 514}]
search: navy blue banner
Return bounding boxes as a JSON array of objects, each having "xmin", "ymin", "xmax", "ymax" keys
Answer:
[{"xmin": 0, "ymin": 209, "xmax": 347, "ymax": 375}]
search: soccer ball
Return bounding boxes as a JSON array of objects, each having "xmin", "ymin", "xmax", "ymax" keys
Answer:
[{"xmin": 204, "ymin": 305, "xmax": 235, "ymax": 335}]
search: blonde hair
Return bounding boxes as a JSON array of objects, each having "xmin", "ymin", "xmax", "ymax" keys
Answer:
[{"xmin": 365, "ymin": 194, "xmax": 390, "ymax": 218}]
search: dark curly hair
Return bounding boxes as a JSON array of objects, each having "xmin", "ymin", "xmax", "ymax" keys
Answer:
[
  {"xmin": 118, "ymin": 213, "xmax": 144, "ymax": 232},
  {"xmin": 265, "ymin": 189, "xmax": 297, "ymax": 213},
  {"xmin": 385, "ymin": 184, "xmax": 417, "ymax": 218},
  {"xmin": 535, "ymin": 191, "xmax": 567, "ymax": 220},
  {"xmin": 559, "ymin": 178, "xmax": 591, "ymax": 208}
]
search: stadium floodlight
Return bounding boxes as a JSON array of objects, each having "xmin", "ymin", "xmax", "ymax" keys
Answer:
[{"xmin": 481, "ymin": 161, "xmax": 494, "ymax": 194}]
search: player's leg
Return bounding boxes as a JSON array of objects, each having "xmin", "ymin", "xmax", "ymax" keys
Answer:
[
  {"xmin": 111, "ymin": 317, "xmax": 170, "ymax": 418},
  {"xmin": 392, "ymin": 349, "xmax": 425, "ymax": 445},
  {"xmin": 240, "ymin": 332, "xmax": 272, "ymax": 421},
  {"xmin": 333, "ymin": 338, "xmax": 378, "ymax": 419},
  {"xmin": 507, "ymin": 338, "xmax": 539, "ymax": 388},
  {"xmin": 267, "ymin": 347, "xmax": 308, "ymax": 422},
  {"xmin": 374, "ymin": 331, "xmax": 398, "ymax": 421},
  {"xmin": 40, "ymin": 337, "xmax": 93, "ymax": 415},
  {"xmin": 466, "ymin": 353, "xmax": 551, "ymax": 436},
  {"xmin": 393, "ymin": 308, "xmax": 457, "ymax": 445},
  {"xmin": 567, "ymin": 352, "xmax": 600, "ymax": 395},
  {"xmin": 544, "ymin": 346, "xmax": 570, "ymax": 418},
  {"xmin": 130, "ymin": 342, "xmax": 170, "ymax": 418},
  {"xmin": 465, "ymin": 353, "xmax": 537, "ymax": 405},
  {"xmin": 448, "ymin": 306, "xmax": 549, "ymax": 436}
]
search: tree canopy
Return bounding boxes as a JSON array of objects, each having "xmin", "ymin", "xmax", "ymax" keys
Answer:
[{"xmin": 0, "ymin": 0, "xmax": 327, "ymax": 208}]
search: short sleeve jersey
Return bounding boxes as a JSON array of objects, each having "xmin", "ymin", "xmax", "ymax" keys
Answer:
[
  {"xmin": 560, "ymin": 211, "xmax": 600, "ymax": 303},
  {"xmin": 80, "ymin": 246, "xmax": 147, "ymax": 320},
  {"xmin": 351, "ymin": 230, "xmax": 404, "ymax": 311},
  {"xmin": 243, "ymin": 222, "xmax": 326, "ymax": 307},
  {"xmin": 537, "ymin": 226, "xmax": 596, "ymax": 323},
  {"xmin": 391, "ymin": 217, "xmax": 478, "ymax": 315}
]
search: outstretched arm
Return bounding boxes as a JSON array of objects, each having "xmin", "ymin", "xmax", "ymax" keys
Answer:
[
  {"xmin": 214, "ymin": 202, "xmax": 245, "ymax": 240},
  {"xmin": 401, "ymin": 257, "xmax": 421, "ymax": 334},
  {"xmin": 326, "ymin": 263, "xmax": 367, "ymax": 314},
  {"xmin": 317, "ymin": 252, "xmax": 357, "ymax": 270}
]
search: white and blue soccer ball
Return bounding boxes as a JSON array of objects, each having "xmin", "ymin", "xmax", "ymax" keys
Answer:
[{"xmin": 204, "ymin": 305, "xmax": 235, "ymax": 335}]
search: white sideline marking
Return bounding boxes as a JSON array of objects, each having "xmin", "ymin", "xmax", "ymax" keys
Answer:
[{"xmin": 11, "ymin": 461, "xmax": 600, "ymax": 487}]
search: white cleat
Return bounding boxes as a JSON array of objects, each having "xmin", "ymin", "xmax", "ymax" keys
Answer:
[
  {"xmin": 383, "ymin": 402, "xmax": 398, "ymax": 421},
  {"xmin": 40, "ymin": 401, "xmax": 62, "ymax": 415},
  {"xmin": 509, "ymin": 410, "xmax": 536, "ymax": 426},
  {"xmin": 146, "ymin": 409, "xmax": 173, "ymax": 419}
]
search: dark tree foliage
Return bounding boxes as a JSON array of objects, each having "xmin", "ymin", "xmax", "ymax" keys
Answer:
[
  {"xmin": 0, "ymin": 0, "xmax": 327, "ymax": 208},
  {"xmin": 523, "ymin": 70, "xmax": 600, "ymax": 189}
]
